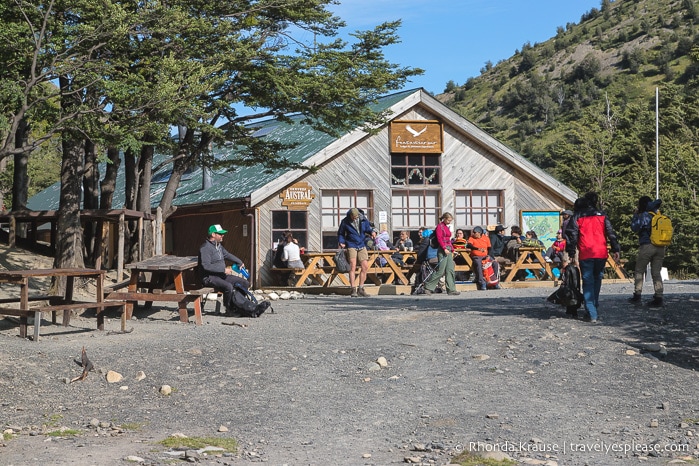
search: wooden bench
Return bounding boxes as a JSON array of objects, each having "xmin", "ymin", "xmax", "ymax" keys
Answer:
[
  {"xmin": 0, "ymin": 301, "xmax": 126, "ymax": 341},
  {"xmin": 186, "ymin": 287, "xmax": 224, "ymax": 315}
]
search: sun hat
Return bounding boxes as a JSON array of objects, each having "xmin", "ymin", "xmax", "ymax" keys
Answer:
[
  {"xmin": 208, "ymin": 224, "xmax": 228, "ymax": 235},
  {"xmin": 494, "ymin": 225, "xmax": 506, "ymax": 232}
]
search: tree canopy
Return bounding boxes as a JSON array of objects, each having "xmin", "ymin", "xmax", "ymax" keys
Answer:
[{"xmin": 0, "ymin": 0, "xmax": 422, "ymax": 269}]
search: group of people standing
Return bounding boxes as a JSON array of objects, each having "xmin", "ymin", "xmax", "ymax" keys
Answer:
[
  {"xmin": 198, "ymin": 193, "xmax": 668, "ymax": 320},
  {"xmin": 562, "ymin": 191, "xmax": 665, "ymax": 323},
  {"xmin": 336, "ymin": 192, "xmax": 667, "ymax": 324}
]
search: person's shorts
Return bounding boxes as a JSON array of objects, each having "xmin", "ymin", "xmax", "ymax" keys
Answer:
[{"xmin": 347, "ymin": 247, "xmax": 368, "ymax": 262}]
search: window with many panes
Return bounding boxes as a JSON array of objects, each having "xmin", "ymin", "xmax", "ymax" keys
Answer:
[
  {"xmin": 454, "ymin": 190, "xmax": 503, "ymax": 227},
  {"xmin": 391, "ymin": 189, "xmax": 441, "ymax": 229},
  {"xmin": 321, "ymin": 190, "xmax": 373, "ymax": 250},
  {"xmin": 391, "ymin": 153, "xmax": 442, "ymax": 235},
  {"xmin": 391, "ymin": 154, "xmax": 440, "ymax": 186},
  {"xmin": 272, "ymin": 211, "xmax": 308, "ymax": 249}
]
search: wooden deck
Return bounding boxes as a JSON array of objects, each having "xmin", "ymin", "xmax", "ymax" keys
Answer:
[{"xmin": 275, "ymin": 276, "xmax": 632, "ymax": 296}]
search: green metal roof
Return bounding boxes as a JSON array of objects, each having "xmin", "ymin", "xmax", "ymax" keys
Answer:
[{"xmin": 27, "ymin": 89, "xmax": 419, "ymax": 211}]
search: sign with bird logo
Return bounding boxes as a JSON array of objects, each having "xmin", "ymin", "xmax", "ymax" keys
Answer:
[{"xmin": 389, "ymin": 120, "xmax": 443, "ymax": 153}]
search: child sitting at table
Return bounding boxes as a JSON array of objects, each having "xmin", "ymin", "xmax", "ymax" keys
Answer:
[{"xmin": 545, "ymin": 230, "xmax": 567, "ymax": 264}]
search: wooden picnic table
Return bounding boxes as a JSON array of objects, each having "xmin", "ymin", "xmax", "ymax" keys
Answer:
[
  {"xmin": 104, "ymin": 255, "xmax": 203, "ymax": 325},
  {"xmin": 286, "ymin": 249, "xmax": 474, "ymax": 288},
  {"xmin": 0, "ymin": 268, "xmax": 118, "ymax": 341},
  {"xmin": 501, "ymin": 247, "xmax": 554, "ymax": 282},
  {"xmin": 282, "ymin": 251, "xmax": 409, "ymax": 287}
]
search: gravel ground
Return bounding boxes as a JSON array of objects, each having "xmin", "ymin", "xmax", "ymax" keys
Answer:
[{"xmin": 1, "ymin": 248, "xmax": 699, "ymax": 466}]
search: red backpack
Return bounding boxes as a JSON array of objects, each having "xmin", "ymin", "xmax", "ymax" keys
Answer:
[{"xmin": 482, "ymin": 257, "xmax": 500, "ymax": 288}]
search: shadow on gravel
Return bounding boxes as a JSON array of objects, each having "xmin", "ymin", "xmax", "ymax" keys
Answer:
[
  {"xmin": 302, "ymin": 290, "xmax": 699, "ymax": 373},
  {"xmin": 603, "ymin": 294, "xmax": 699, "ymax": 373}
]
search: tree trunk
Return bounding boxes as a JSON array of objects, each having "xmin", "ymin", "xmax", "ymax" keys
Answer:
[
  {"xmin": 99, "ymin": 146, "xmax": 120, "ymax": 210},
  {"xmin": 158, "ymin": 128, "xmax": 211, "ymax": 221},
  {"xmin": 136, "ymin": 144, "xmax": 154, "ymax": 259},
  {"xmin": 53, "ymin": 73, "xmax": 85, "ymax": 294},
  {"xmin": 82, "ymin": 139, "xmax": 99, "ymax": 264},
  {"xmin": 53, "ymin": 134, "xmax": 85, "ymax": 294},
  {"xmin": 11, "ymin": 119, "xmax": 30, "ymax": 212},
  {"xmin": 122, "ymin": 148, "xmax": 138, "ymax": 263}
]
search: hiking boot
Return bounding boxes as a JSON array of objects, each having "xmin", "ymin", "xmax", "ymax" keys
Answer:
[
  {"xmin": 350, "ymin": 287, "xmax": 359, "ymax": 297},
  {"xmin": 628, "ymin": 293, "xmax": 642, "ymax": 303},
  {"xmin": 447, "ymin": 290, "xmax": 460, "ymax": 296},
  {"xmin": 647, "ymin": 296, "xmax": 663, "ymax": 307},
  {"xmin": 358, "ymin": 287, "xmax": 369, "ymax": 297}
]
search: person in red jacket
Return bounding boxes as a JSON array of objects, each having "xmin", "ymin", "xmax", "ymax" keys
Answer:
[
  {"xmin": 565, "ymin": 192, "xmax": 621, "ymax": 323},
  {"xmin": 422, "ymin": 212, "xmax": 460, "ymax": 296}
]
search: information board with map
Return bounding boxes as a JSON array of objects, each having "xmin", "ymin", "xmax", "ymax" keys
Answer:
[{"xmin": 520, "ymin": 211, "xmax": 561, "ymax": 250}]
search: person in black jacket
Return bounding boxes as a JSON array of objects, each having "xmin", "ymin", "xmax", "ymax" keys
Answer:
[{"xmin": 199, "ymin": 224, "xmax": 270, "ymax": 317}]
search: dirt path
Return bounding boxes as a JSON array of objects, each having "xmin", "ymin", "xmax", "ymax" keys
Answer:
[{"xmin": 1, "ymin": 246, "xmax": 698, "ymax": 465}]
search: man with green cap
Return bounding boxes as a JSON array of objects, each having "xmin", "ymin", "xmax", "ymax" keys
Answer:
[{"xmin": 199, "ymin": 224, "xmax": 270, "ymax": 317}]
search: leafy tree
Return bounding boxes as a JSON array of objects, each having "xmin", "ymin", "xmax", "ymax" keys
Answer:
[
  {"xmin": 2, "ymin": 0, "xmax": 422, "ymax": 268},
  {"xmin": 622, "ymin": 48, "xmax": 646, "ymax": 74}
]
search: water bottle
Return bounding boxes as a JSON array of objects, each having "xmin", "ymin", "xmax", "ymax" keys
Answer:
[{"xmin": 232, "ymin": 263, "xmax": 250, "ymax": 279}]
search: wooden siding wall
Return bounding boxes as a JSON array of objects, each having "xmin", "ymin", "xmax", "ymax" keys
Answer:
[
  {"xmin": 169, "ymin": 209, "xmax": 252, "ymax": 267},
  {"xmin": 257, "ymin": 106, "xmax": 573, "ymax": 286}
]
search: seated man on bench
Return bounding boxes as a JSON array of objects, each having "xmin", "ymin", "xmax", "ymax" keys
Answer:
[{"xmin": 199, "ymin": 224, "xmax": 270, "ymax": 317}]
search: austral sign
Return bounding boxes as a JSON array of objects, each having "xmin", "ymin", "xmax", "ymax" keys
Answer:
[
  {"xmin": 280, "ymin": 182, "xmax": 315, "ymax": 210},
  {"xmin": 389, "ymin": 120, "xmax": 443, "ymax": 154}
]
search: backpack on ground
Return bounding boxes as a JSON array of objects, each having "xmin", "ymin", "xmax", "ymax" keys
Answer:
[
  {"xmin": 482, "ymin": 257, "xmax": 500, "ymax": 288},
  {"xmin": 231, "ymin": 282, "xmax": 271, "ymax": 317},
  {"xmin": 547, "ymin": 265, "xmax": 582, "ymax": 310},
  {"xmin": 650, "ymin": 210, "xmax": 673, "ymax": 247}
]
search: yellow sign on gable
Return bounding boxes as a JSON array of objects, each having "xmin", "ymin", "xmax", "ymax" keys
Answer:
[{"xmin": 280, "ymin": 182, "xmax": 315, "ymax": 210}]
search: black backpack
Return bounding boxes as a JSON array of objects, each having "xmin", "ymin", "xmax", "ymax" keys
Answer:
[
  {"xmin": 416, "ymin": 238, "xmax": 430, "ymax": 263},
  {"xmin": 273, "ymin": 242, "xmax": 287, "ymax": 268},
  {"xmin": 547, "ymin": 265, "xmax": 582, "ymax": 310},
  {"xmin": 230, "ymin": 282, "xmax": 259, "ymax": 317}
]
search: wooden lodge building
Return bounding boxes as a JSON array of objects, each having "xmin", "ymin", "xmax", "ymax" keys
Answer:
[{"xmin": 25, "ymin": 88, "xmax": 577, "ymax": 287}]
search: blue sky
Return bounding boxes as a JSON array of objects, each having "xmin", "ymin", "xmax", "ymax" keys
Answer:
[{"xmin": 329, "ymin": 0, "xmax": 603, "ymax": 94}]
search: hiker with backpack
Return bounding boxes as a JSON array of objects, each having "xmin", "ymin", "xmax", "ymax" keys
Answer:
[
  {"xmin": 199, "ymin": 224, "xmax": 270, "ymax": 317},
  {"xmin": 565, "ymin": 192, "xmax": 621, "ymax": 323},
  {"xmin": 420, "ymin": 212, "xmax": 460, "ymax": 296},
  {"xmin": 628, "ymin": 196, "xmax": 668, "ymax": 307}
]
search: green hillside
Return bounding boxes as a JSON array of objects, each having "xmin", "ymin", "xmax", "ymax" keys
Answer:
[{"xmin": 440, "ymin": 0, "xmax": 699, "ymax": 276}]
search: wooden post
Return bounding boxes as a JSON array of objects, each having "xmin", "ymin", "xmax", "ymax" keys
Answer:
[
  {"xmin": 9, "ymin": 216, "xmax": 15, "ymax": 248},
  {"xmin": 137, "ymin": 216, "xmax": 143, "ymax": 261},
  {"xmin": 118, "ymin": 212, "xmax": 125, "ymax": 281},
  {"xmin": 155, "ymin": 207, "xmax": 163, "ymax": 255},
  {"xmin": 94, "ymin": 219, "xmax": 104, "ymax": 271}
]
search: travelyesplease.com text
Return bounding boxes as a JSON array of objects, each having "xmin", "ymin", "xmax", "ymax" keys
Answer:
[{"xmin": 467, "ymin": 440, "xmax": 690, "ymax": 456}]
